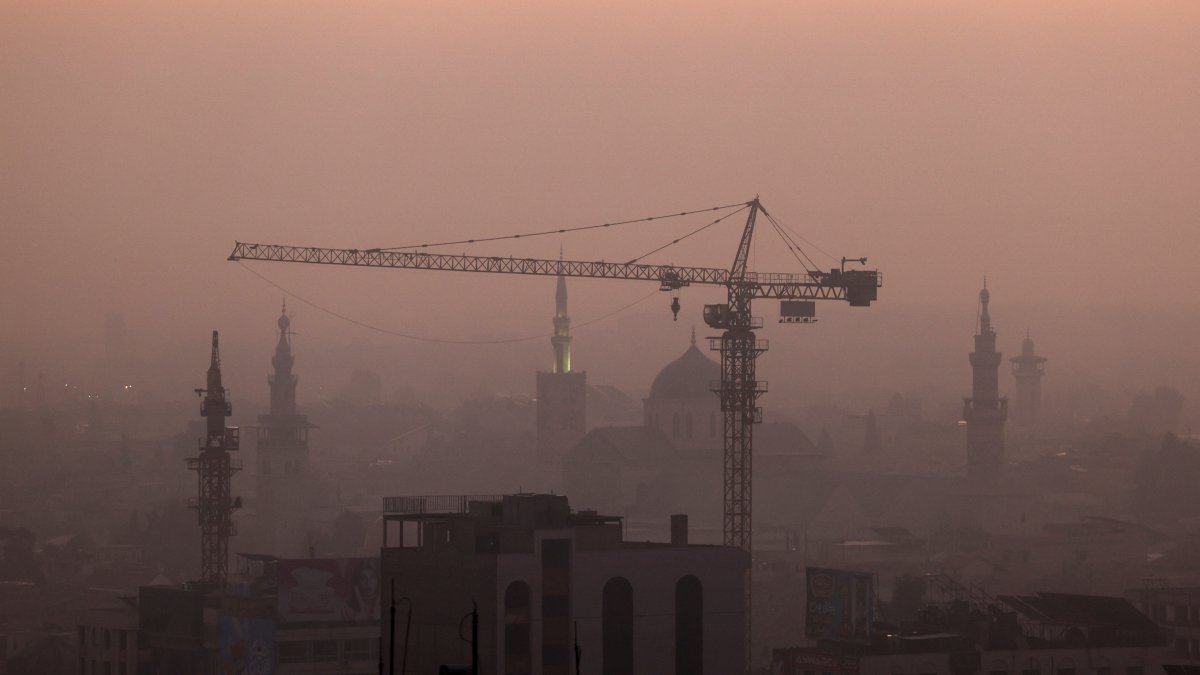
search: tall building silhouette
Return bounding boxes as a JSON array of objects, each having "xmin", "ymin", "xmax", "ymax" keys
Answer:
[
  {"xmin": 536, "ymin": 274, "xmax": 586, "ymax": 461},
  {"xmin": 963, "ymin": 283, "xmax": 1007, "ymax": 479},
  {"xmin": 1010, "ymin": 332, "xmax": 1047, "ymax": 437},
  {"xmin": 253, "ymin": 303, "xmax": 315, "ymax": 555}
]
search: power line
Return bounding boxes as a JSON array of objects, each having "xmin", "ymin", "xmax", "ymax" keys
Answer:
[
  {"xmin": 235, "ymin": 261, "xmax": 661, "ymax": 345},
  {"xmin": 374, "ymin": 201, "xmax": 750, "ymax": 252}
]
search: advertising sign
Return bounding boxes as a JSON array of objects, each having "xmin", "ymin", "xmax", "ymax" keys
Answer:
[
  {"xmin": 805, "ymin": 567, "xmax": 874, "ymax": 644},
  {"xmin": 277, "ymin": 558, "xmax": 380, "ymax": 623},
  {"xmin": 771, "ymin": 648, "xmax": 860, "ymax": 675},
  {"xmin": 219, "ymin": 617, "xmax": 274, "ymax": 675}
]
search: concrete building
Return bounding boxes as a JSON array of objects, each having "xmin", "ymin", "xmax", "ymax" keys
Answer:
[
  {"xmin": 536, "ymin": 274, "xmax": 587, "ymax": 463},
  {"xmin": 964, "ymin": 284, "xmax": 1008, "ymax": 480},
  {"xmin": 1127, "ymin": 585, "xmax": 1200, "ymax": 665},
  {"xmin": 380, "ymin": 493, "xmax": 747, "ymax": 675},
  {"xmin": 78, "ymin": 557, "xmax": 380, "ymax": 675},
  {"xmin": 1010, "ymin": 333, "xmax": 1047, "ymax": 439},
  {"xmin": 775, "ymin": 587, "xmax": 1167, "ymax": 675},
  {"xmin": 252, "ymin": 303, "xmax": 317, "ymax": 557}
]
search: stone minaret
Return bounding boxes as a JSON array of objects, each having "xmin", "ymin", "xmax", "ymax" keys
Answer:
[
  {"xmin": 537, "ymin": 274, "xmax": 587, "ymax": 462},
  {"xmin": 963, "ymin": 283, "xmax": 1008, "ymax": 479},
  {"xmin": 1010, "ymin": 331, "xmax": 1047, "ymax": 438},
  {"xmin": 254, "ymin": 302, "xmax": 315, "ymax": 555}
]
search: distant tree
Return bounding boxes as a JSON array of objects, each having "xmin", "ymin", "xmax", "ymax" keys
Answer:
[
  {"xmin": 1128, "ymin": 386, "xmax": 1185, "ymax": 436},
  {"xmin": 816, "ymin": 427, "xmax": 834, "ymax": 455},
  {"xmin": 863, "ymin": 410, "xmax": 880, "ymax": 454},
  {"xmin": 1134, "ymin": 432, "xmax": 1200, "ymax": 523},
  {"xmin": 337, "ymin": 369, "xmax": 383, "ymax": 406}
]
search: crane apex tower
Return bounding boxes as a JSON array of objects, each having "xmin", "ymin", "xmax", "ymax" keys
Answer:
[
  {"xmin": 186, "ymin": 331, "xmax": 241, "ymax": 587},
  {"xmin": 537, "ymin": 273, "xmax": 586, "ymax": 462},
  {"xmin": 963, "ymin": 284, "xmax": 1008, "ymax": 479}
]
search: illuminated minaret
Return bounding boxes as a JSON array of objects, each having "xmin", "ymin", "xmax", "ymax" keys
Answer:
[
  {"xmin": 963, "ymin": 282, "xmax": 1008, "ymax": 479},
  {"xmin": 552, "ymin": 273, "xmax": 572, "ymax": 373},
  {"xmin": 1010, "ymin": 331, "xmax": 1047, "ymax": 438},
  {"xmin": 536, "ymin": 272, "xmax": 587, "ymax": 462},
  {"xmin": 253, "ymin": 302, "xmax": 315, "ymax": 555}
]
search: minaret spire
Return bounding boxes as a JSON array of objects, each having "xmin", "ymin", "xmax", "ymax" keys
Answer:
[
  {"xmin": 552, "ymin": 273, "xmax": 572, "ymax": 373},
  {"xmin": 270, "ymin": 302, "xmax": 297, "ymax": 416},
  {"xmin": 964, "ymin": 281, "xmax": 1007, "ymax": 480}
]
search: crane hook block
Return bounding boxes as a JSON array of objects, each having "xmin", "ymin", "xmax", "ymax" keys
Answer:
[{"xmin": 670, "ymin": 297, "xmax": 681, "ymax": 321}]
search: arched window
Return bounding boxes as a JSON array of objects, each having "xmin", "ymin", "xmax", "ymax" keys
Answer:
[
  {"xmin": 603, "ymin": 577, "xmax": 634, "ymax": 675},
  {"xmin": 675, "ymin": 575, "xmax": 702, "ymax": 675},
  {"xmin": 504, "ymin": 581, "xmax": 532, "ymax": 675},
  {"xmin": 685, "ymin": 413, "xmax": 693, "ymax": 439},
  {"xmin": 672, "ymin": 413, "xmax": 681, "ymax": 438}
]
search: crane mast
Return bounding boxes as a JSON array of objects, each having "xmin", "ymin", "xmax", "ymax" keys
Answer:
[
  {"xmin": 187, "ymin": 331, "xmax": 241, "ymax": 587},
  {"xmin": 229, "ymin": 198, "xmax": 881, "ymax": 668}
]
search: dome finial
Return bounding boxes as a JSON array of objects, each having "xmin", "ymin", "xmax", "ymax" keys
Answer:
[{"xmin": 690, "ymin": 325, "xmax": 696, "ymax": 346}]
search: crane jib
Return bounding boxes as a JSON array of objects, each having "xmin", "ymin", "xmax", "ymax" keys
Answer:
[{"xmin": 228, "ymin": 242, "xmax": 881, "ymax": 304}]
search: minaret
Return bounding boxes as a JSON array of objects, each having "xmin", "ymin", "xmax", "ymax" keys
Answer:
[
  {"xmin": 963, "ymin": 282, "xmax": 1008, "ymax": 479},
  {"xmin": 1010, "ymin": 331, "xmax": 1047, "ymax": 437},
  {"xmin": 254, "ymin": 302, "xmax": 315, "ymax": 556},
  {"xmin": 552, "ymin": 274, "xmax": 572, "ymax": 373},
  {"xmin": 270, "ymin": 303, "xmax": 297, "ymax": 416},
  {"xmin": 536, "ymin": 273, "xmax": 587, "ymax": 462}
]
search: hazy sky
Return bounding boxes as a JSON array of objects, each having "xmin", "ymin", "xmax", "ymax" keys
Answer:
[{"xmin": 3, "ymin": 2, "xmax": 1198, "ymax": 409}]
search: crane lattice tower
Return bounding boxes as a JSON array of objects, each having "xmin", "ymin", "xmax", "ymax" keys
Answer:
[{"xmin": 187, "ymin": 331, "xmax": 241, "ymax": 586}]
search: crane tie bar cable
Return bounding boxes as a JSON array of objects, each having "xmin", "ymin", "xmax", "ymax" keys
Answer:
[
  {"xmin": 624, "ymin": 204, "xmax": 750, "ymax": 264},
  {"xmin": 373, "ymin": 201, "xmax": 750, "ymax": 252},
  {"xmin": 235, "ymin": 261, "xmax": 661, "ymax": 345}
]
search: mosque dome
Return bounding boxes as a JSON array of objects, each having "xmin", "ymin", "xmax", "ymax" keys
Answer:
[{"xmin": 648, "ymin": 343, "xmax": 720, "ymax": 400}]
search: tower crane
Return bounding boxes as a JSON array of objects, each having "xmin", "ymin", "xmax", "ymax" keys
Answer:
[
  {"xmin": 229, "ymin": 198, "xmax": 880, "ymax": 665},
  {"xmin": 229, "ymin": 198, "xmax": 880, "ymax": 552}
]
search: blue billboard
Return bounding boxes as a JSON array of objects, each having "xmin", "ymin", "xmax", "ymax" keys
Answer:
[
  {"xmin": 805, "ymin": 567, "xmax": 874, "ymax": 644},
  {"xmin": 219, "ymin": 616, "xmax": 275, "ymax": 675}
]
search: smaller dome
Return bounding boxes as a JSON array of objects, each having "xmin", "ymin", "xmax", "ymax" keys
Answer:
[
  {"xmin": 278, "ymin": 312, "xmax": 290, "ymax": 331},
  {"xmin": 649, "ymin": 344, "xmax": 720, "ymax": 399}
]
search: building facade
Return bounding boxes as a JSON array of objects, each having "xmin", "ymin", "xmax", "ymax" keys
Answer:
[{"xmin": 380, "ymin": 493, "xmax": 747, "ymax": 675}]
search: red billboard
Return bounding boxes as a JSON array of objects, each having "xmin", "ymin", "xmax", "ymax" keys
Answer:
[{"xmin": 277, "ymin": 558, "xmax": 380, "ymax": 624}]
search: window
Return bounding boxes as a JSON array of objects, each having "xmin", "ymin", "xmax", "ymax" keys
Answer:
[
  {"xmin": 344, "ymin": 639, "xmax": 371, "ymax": 661},
  {"xmin": 312, "ymin": 640, "xmax": 338, "ymax": 662},
  {"xmin": 603, "ymin": 577, "xmax": 634, "ymax": 675},
  {"xmin": 672, "ymin": 413, "xmax": 681, "ymax": 438},
  {"xmin": 675, "ymin": 575, "xmax": 703, "ymax": 675},
  {"xmin": 505, "ymin": 581, "xmax": 532, "ymax": 675},
  {"xmin": 278, "ymin": 641, "xmax": 307, "ymax": 664},
  {"xmin": 685, "ymin": 413, "xmax": 693, "ymax": 439}
]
